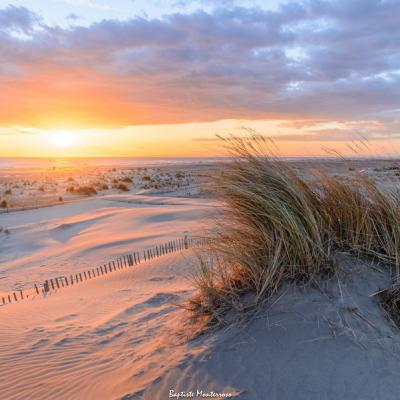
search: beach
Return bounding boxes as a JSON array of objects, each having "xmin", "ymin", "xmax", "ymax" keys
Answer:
[
  {"xmin": 2, "ymin": 1, "xmax": 400, "ymax": 397},
  {"xmin": 1, "ymin": 158, "xmax": 400, "ymax": 399}
]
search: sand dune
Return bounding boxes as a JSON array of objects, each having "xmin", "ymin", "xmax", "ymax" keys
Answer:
[
  {"xmin": 2, "ymin": 168, "xmax": 400, "ymax": 399},
  {"xmin": 0, "ymin": 192, "xmax": 214, "ymax": 399},
  {"xmin": 2, "ymin": 245, "xmax": 400, "ymax": 399},
  {"xmin": 0, "ymin": 194, "xmax": 216, "ymax": 292},
  {"xmin": 0, "ymin": 253, "xmax": 201, "ymax": 400},
  {"xmin": 151, "ymin": 257, "xmax": 400, "ymax": 400}
]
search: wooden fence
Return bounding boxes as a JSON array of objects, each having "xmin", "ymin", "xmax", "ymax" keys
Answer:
[{"xmin": 0, "ymin": 235, "xmax": 209, "ymax": 307}]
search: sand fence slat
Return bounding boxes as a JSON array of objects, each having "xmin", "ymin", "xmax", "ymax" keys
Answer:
[{"xmin": 1, "ymin": 236, "xmax": 206, "ymax": 307}]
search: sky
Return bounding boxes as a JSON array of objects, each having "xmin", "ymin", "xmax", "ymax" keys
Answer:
[{"xmin": 0, "ymin": 0, "xmax": 399, "ymax": 157}]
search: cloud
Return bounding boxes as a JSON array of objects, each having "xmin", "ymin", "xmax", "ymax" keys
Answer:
[
  {"xmin": 0, "ymin": 1, "xmax": 399, "ymax": 133},
  {"xmin": 191, "ymin": 119, "xmax": 400, "ymax": 143},
  {"xmin": 0, "ymin": 5, "xmax": 40, "ymax": 34},
  {"xmin": 66, "ymin": 13, "xmax": 80, "ymax": 21}
]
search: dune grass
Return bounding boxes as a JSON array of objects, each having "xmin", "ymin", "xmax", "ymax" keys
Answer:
[
  {"xmin": 188, "ymin": 134, "xmax": 400, "ymax": 326},
  {"xmin": 379, "ymin": 284, "xmax": 400, "ymax": 329}
]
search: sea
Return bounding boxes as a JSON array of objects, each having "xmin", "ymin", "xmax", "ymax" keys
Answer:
[{"xmin": 0, "ymin": 157, "xmax": 228, "ymax": 173}]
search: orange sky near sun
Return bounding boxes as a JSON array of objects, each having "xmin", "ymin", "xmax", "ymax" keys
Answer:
[
  {"xmin": 1, "ymin": 68, "xmax": 399, "ymax": 158},
  {"xmin": 2, "ymin": 119, "xmax": 400, "ymax": 158},
  {"xmin": 0, "ymin": 67, "xmax": 182, "ymax": 129}
]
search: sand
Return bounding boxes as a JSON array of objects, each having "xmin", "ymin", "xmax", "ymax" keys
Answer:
[
  {"xmin": 0, "ymin": 161, "xmax": 213, "ymax": 211},
  {"xmin": 0, "ymin": 193, "xmax": 217, "ymax": 292},
  {"xmin": 0, "ymin": 190, "xmax": 215, "ymax": 399},
  {"xmin": 2, "ymin": 239, "xmax": 400, "ymax": 399},
  {"xmin": 2, "ymin": 160, "xmax": 400, "ymax": 399},
  {"xmin": 0, "ymin": 253, "xmax": 202, "ymax": 400}
]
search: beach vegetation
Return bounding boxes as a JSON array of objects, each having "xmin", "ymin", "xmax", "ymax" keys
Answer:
[
  {"xmin": 113, "ymin": 183, "xmax": 129, "ymax": 191},
  {"xmin": 1, "ymin": 199, "xmax": 9, "ymax": 208},
  {"xmin": 188, "ymin": 134, "xmax": 400, "ymax": 327},
  {"xmin": 76, "ymin": 186, "xmax": 97, "ymax": 196}
]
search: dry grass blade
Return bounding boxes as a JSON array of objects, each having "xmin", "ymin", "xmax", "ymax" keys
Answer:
[
  {"xmin": 378, "ymin": 284, "xmax": 400, "ymax": 329},
  {"xmin": 188, "ymin": 134, "xmax": 400, "ymax": 328}
]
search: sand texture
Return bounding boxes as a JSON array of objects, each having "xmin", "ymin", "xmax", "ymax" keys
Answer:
[{"xmin": 2, "ymin": 161, "xmax": 400, "ymax": 399}]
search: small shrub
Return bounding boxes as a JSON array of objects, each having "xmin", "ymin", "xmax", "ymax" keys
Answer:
[
  {"xmin": 76, "ymin": 186, "xmax": 97, "ymax": 196},
  {"xmin": 4, "ymin": 189, "xmax": 11, "ymax": 195},
  {"xmin": 121, "ymin": 177, "xmax": 133, "ymax": 183},
  {"xmin": 1, "ymin": 200, "xmax": 8, "ymax": 208},
  {"xmin": 58, "ymin": 196, "xmax": 63, "ymax": 202},
  {"xmin": 38, "ymin": 186, "xmax": 45, "ymax": 192},
  {"xmin": 142, "ymin": 175, "xmax": 151, "ymax": 181},
  {"xmin": 114, "ymin": 183, "xmax": 129, "ymax": 192},
  {"xmin": 66, "ymin": 186, "xmax": 75, "ymax": 193}
]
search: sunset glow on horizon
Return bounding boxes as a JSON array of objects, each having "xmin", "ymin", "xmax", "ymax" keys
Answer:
[{"xmin": 1, "ymin": 1, "xmax": 399, "ymax": 158}]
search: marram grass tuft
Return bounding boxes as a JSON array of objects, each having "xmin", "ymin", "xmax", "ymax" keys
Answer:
[{"xmin": 188, "ymin": 134, "xmax": 400, "ymax": 326}]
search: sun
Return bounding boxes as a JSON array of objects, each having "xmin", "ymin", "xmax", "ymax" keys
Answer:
[{"xmin": 50, "ymin": 131, "xmax": 75, "ymax": 148}]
